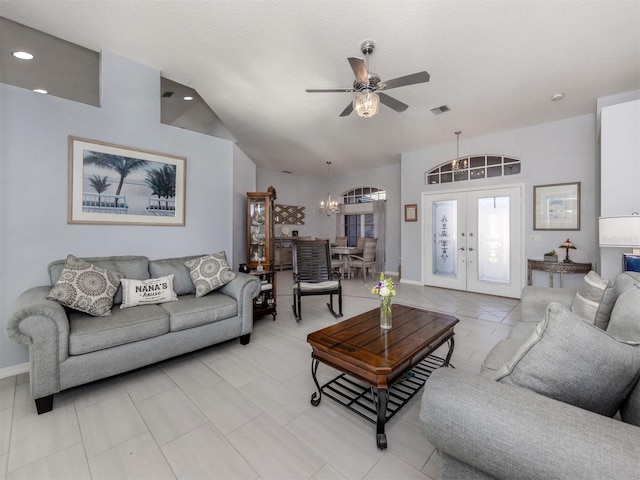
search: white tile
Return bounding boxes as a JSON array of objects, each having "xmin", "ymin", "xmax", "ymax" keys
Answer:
[
  {"xmin": 0, "ymin": 409, "xmax": 11, "ymax": 456},
  {"xmin": 286, "ymin": 407, "xmax": 384, "ymax": 480},
  {"xmin": 386, "ymin": 419, "xmax": 435, "ymax": 471},
  {"xmin": 311, "ymin": 464, "xmax": 347, "ymax": 480},
  {"xmin": 72, "ymin": 376, "xmax": 128, "ymax": 411},
  {"xmin": 239, "ymin": 377, "xmax": 311, "ymax": 425},
  {"xmin": 6, "ymin": 443, "xmax": 90, "ymax": 480},
  {"xmin": 161, "ymin": 356, "xmax": 222, "ymax": 395},
  {"xmin": 0, "ymin": 378, "xmax": 16, "ymax": 412},
  {"xmin": 201, "ymin": 347, "xmax": 267, "ymax": 388},
  {"xmin": 227, "ymin": 414, "xmax": 325, "ymax": 480},
  {"xmin": 77, "ymin": 394, "xmax": 148, "ymax": 458},
  {"xmin": 121, "ymin": 365, "xmax": 177, "ymax": 402},
  {"xmin": 162, "ymin": 423, "xmax": 258, "ymax": 480},
  {"xmin": 363, "ymin": 452, "xmax": 431, "ymax": 480},
  {"xmin": 136, "ymin": 387, "xmax": 207, "ymax": 445},
  {"xmin": 89, "ymin": 432, "xmax": 175, "ymax": 480},
  {"xmin": 188, "ymin": 381, "xmax": 262, "ymax": 435},
  {"xmin": 8, "ymin": 401, "xmax": 82, "ymax": 472}
]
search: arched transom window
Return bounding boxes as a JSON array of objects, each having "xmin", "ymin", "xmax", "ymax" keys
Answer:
[
  {"xmin": 425, "ymin": 155, "xmax": 521, "ymax": 185},
  {"xmin": 340, "ymin": 187, "xmax": 386, "ymax": 204}
]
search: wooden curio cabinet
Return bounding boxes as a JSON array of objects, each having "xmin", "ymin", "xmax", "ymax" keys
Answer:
[{"xmin": 246, "ymin": 191, "xmax": 275, "ymax": 270}]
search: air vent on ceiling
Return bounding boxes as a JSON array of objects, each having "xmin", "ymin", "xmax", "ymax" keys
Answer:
[
  {"xmin": 430, "ymin": 105, "xmax": 450, "ymax": 115},
  {"xmin": 162, "ymin": 91, "xmax": 174, "ymax": 98}
]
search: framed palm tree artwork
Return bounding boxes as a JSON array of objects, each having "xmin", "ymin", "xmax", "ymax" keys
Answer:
[{"xmin": 68, "ymin": 136, "xmax": 186, "ymax": 226}]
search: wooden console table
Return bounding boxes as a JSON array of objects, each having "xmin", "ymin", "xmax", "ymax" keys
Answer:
[{"xmin": 527, "ymin": 259, "xmax": 591, "ymax": 288}]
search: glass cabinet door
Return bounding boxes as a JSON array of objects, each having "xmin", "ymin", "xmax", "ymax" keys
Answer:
[{"xmin": 247, "ymin": 192, "xmax": 274, "ymax": 269}]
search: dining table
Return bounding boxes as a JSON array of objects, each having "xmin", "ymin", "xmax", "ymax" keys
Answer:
[{"xmin": 331, "ymin": 246, "xmax": 363, "ymax": 278}]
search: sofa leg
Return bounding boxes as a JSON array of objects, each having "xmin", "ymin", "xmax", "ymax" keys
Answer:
[
  {"xmin": 35, "ymin": 395, "xmax": 54, "ymax": 414},
  {"xmin": 240, "ymin": 333, "xmax": 251, "ymax": 345}
]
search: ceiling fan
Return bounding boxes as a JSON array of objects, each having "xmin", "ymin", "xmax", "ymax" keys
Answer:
[{"xmin": 305, "ymin": 40, "xmax": 430, "ymax": 118}]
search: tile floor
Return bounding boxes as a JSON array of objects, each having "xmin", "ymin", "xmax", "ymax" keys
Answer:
[{"xmin": 0, "ymin": 273, "xmax": 520, "ymax": 480}]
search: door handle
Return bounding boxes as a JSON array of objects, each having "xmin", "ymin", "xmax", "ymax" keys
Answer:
[
  {"xmin": 458, "ymin": 247, "xmax": 465, "ymax": 251},
  {"xmin": 468, "ymin": 247, "xmax": 475, "ymax": 251}
]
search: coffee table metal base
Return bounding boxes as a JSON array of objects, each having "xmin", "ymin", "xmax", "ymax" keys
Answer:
[{"xmin": 311, "ymin": 339, "xmax": 454, "ymax": 450}]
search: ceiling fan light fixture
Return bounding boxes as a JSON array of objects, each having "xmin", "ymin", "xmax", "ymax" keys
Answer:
[{"xmin": 353, "ymin": 91, "xmax": 379, "ymax": 118}]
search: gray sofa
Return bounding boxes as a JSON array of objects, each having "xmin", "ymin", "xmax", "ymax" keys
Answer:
[
  {"xmin": 420, "ymin": 271, "xmax": 640, "ymax": 480},
  {"xmin": 5, "ymin": 255, "xmax": 261, "ymax": 414}
]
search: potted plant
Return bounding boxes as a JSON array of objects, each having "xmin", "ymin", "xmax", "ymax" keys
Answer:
[{"xmin": 544, "ymin": 250, "xmax": 558, "ymax": 262}]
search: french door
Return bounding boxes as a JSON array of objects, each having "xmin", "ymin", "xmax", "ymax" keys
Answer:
[{"xmin": 423, "ymin": 185, "xmax": 523, "ymax": 298}]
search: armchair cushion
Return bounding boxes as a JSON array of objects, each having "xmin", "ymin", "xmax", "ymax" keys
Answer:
[
  {"xmin": 491, "ymin": 302, "xmax": 640, "ymax": 417},
  {"xmin": 571, "ymin": 270, "xmax": 614, "ymax": 329},
  {"xmin": 47, "ymin": 255, "xmax": 123, "ymax": 317},
  {"xmin": 184, "ymin": 252, "xmax": 236, "ymax": 298}
]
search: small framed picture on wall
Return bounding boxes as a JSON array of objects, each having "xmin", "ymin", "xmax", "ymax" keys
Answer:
[{"xmin": 404, "ymin": 204, "xmax": 418, "ymax": 222}]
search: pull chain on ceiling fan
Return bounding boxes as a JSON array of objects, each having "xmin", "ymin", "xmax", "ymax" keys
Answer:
[{"xmin": 305, "ymin": 40, "xmax": 431, "ymax": 118}]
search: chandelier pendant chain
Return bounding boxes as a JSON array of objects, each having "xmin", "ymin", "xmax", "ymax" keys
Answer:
[{"xmin": 452, "ymin": 131, "xmax": 466, "ymax": 172}]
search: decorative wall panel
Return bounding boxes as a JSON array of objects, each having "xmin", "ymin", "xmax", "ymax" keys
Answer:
[{"xmin": 275, "ymin": 204, "xmax": 305, "ymax": 225}]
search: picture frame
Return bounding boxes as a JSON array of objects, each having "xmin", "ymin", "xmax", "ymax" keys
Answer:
[
  {"xmin": 68, "ymin": 136, "xmax": 186, "ymax": 226},
  {"xmin": 533, "ymin": 182, "xmax": 580, "ymax": 230},
  {"xmin": 404, "ymin": 204, "xmax": 418, "ymax": 222}
]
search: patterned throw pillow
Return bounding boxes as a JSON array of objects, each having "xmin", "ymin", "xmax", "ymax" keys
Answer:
[
  {"xmin": 120, "ymin": 274, "xmax": 178, "ymax": 309},
  {"xmin": 184, "ymin": 252, "xmax": 236, "ymax": 298},
  {"xmin": 47, "ymin": 254, "xmax": 123, "ymax": 316},
  {"xmin": 571, "ymin": 270, "xmax": 612, "ymax": 325}
]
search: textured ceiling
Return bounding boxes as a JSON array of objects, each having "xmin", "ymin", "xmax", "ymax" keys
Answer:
[{"xmin": 1, "ymin": 0, "xmax": 639, "ymax": 177}]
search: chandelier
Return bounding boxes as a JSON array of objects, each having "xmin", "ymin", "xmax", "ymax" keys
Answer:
[
  {"xmin": 353, "ymin": 90, "xmax": 380, "ymax": 118},
  {"xmin": 452, "ymin": 131, "xmax": 468, "ymax": 172},
  {"xmin": 319, "ymin": 161, "xmax": 340, "ymax": 216}
]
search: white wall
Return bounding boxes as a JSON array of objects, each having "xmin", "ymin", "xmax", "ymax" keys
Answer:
[
  {"xmin": 401, "ymin": 114, "xmax": 598, "ymax": 289},
  {"xmin": 599, "ymin": 97, "xmax": 640, "ymax": 280},
  {"xmin": 256, "ymin": 164, "xmax": 402, "ymax": 274},
  {"xmin": 0, "ymin": 51, "xmax": 251, "ymax": 369},
  {"xmin": 233, "ymin": 144, "xmax": 257, "ymax": 270}
]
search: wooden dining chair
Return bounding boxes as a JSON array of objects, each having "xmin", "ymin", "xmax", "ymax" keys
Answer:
[
  {"xmin": 292, "ymin": 239, "xmax": 343, "ymax": 322},
  {"xmin": 348, "ymin": 239, "xmax": 377, "ymax": 281}
]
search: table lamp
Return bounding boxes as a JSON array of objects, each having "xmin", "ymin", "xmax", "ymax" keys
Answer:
[
  {"xmin": 599, "ymin": 214, "xmax": 640, "ymax": 254},
  {"xmin": 558, "ymin": 239, "xmax": 576, "ymax": 263}
]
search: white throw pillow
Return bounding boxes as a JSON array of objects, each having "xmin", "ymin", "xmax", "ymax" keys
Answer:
[
  {"xmin": 120, "ymin": 274, "xmax": 178, "ymax": 308},
  {"xmin": 571, "ymin": 270, "xmax": 612, "ymax": 325},
  {"xmin": 184, "ymin": 252, "xmax": 236, "ymax": 298}
]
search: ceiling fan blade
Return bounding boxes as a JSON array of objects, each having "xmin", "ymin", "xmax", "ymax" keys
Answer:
[
  {"xmin": 378, "ymin": 93, "xmax": 409, "ymax": 112},
  {"xmin": 306, "ymin": 88, "xmax": 355, "ymax": 93},
  {"xmin": 339, "ymin": 102, "xmax": 354, "ymax": 117},
  {"xmin": 348, "ymin": 57, "xmax": 368, "ymax": 84},
  {"xmin": 380, "ymin": 71, "xmax": 430, "ymax": 90}
]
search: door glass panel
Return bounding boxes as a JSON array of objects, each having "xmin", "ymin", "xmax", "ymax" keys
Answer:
[
  {"xmin": 477, "ymin": 196, "xmax": 510, "ymax": 283},
  {"xmin": 432, "ymin": 200, "xmax": 457, "ymax": 276}
]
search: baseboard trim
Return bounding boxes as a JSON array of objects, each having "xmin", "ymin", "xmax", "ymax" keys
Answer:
[
  {"xmin": 0, "ymin": 362, "xmax": 29, "ymax": 380},
  {"xmin": 400, "ymin": 278, "xmax": 423, "ymax": 286}
]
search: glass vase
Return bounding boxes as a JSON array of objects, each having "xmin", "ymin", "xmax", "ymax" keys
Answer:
[{"xmin": 380, "ymin": 297, "xmax": 392, "ymax": 329}]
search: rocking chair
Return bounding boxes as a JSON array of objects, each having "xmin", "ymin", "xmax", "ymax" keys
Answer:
[{"xmin": 292, "ymin": 239, "xmax": 343, "ymax": 322}]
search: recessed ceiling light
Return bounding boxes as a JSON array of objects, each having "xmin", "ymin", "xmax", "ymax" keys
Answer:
[
  {"xmin": 551, "ymin": 93, "xmax": 565, "ymax": 102},
  {"xmin": 12, "ymin": 51, "xmax": 34, "ymax": 60},
  {"xmin": 183, "ymin": 96, "xmax": 194, "ymax": 101},
  {"xmin": 33, "ymin": 88, "xmax": 48, "ymax": 95}
]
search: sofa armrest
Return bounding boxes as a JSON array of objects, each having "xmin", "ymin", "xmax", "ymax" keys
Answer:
[
  {"xmin": 5, "ymin": 286, "xmax": 71, "ymax": 399},
  {"xmin": 218, "ymin": 273, "xmax": 261, "ymax": 334},
  {"xmin": 520, "ymin": 286, "xmax": 575, "ymax": 322},
  {"xmin": 420, "ymin": 368, "xmax": 640, "ymax": 480}
]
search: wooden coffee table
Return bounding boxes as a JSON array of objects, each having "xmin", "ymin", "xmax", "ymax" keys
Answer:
[{"xmin": 307, "ymin": 304, "xmax": 458, "ymax": 449}]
